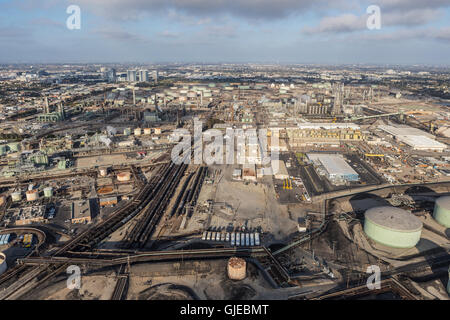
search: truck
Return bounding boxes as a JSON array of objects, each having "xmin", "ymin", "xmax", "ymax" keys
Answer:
[
  {"xmin": 241, "ymin": 233, "xmax": 246, "ymax": 247},
  {"xmin": 236, "ymin": 232, "xmax": 241, "ymax": 246},
  {"xmin": 245, "ymin": 233, "xmax": 250, "ymax": 246},
  {"xmin": 202, "ymin": 231, "xmax": 207, "ymax": 241},
  {"xmin": 250, "ymin": 233, "xmax": 255, "ymax": 246},
  {"xmin": 207, "ymin": 232, "xmax": 212, "ymax": 241},
  {"xmin": 231, "ymin": 233, "xmax": 235, "ymax": 246}
]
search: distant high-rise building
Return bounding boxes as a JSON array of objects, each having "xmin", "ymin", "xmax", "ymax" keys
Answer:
[
  {"xmin": 107, "ymin": 68, "xmax": 117, "ymax": 83},
  {"xmin": 139, "ymin": 70, "xmax": 149, "ymax": 82},
  {"xmin": 127, "ymin": 70, "xmax": 137, "ymax": 82},
  {"xmin": 154, "ymin": 70, "xmax": 158, "ymax": 83}
]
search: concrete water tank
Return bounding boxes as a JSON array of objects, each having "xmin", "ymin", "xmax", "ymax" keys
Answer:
[
  {"xmin": 26, "ymin": 190, "xmax": 39, "ymax": 202},
  {"xmin": 227, "ymin": 257, "xmax": 246, "ymax": 280},
  {"xmin": 433, "ymin": 196, "xmax": 450, "ymax": 228},
  {"xmin": 364, "ymin": 206, "xmax": 423, "ymax": 248}
]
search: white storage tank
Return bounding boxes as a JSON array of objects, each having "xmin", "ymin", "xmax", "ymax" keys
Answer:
[
  {"xmin": 144, "ymin": 128, "xmax": 151, "ymax": 135},
  {"xmin": 43, "ymin": 187, "xmax": 53, "ymax": 198},
  {"xmin": 364, "ymin": 206, "xmax": 423, "ymax": 249},
  {"xmin": 227, "ymin": 257, "xmax": 246, "ymax": 280},
  {"xmin": 26, "ymin": 189, "xmax": 39, "ymax": 202},
  {"xmin": 433, "ymin": 196, "xmax": 450, "ymax": 228},
  {"xmin": 134, "ymin": 128, "xmax": 142, "ymax": 136},
  {"xmin": 0, "ymin": 253, "xmax": 7, "ymax": 276},
  {"xmin": 117, "ymin": 172, "xmax": 131, "ymax": 182},
  {"xmin": 99, "ymin": 167, "xmax": 108, "ymax": 177},
  {"xmin": 11, "ymin": 192, "xmax": 22, "ymax": 202}
]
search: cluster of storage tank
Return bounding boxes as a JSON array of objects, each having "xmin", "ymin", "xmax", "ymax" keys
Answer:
[
  {"xmin": 9, "ymin": 186, "xmax": 54, "ymax": 203},
  {"xmin": 202, "ymin": 231, "xmax": 260, "ymax": 247},
  {"xmin": 363, "ymin": 196, "xmax": 450, "ymax": 249},
  {"xmin": 124, "ymin": 128, "xmax": 161, "ymax": 136}
]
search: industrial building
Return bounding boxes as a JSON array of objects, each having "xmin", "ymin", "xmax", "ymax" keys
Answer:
[
  {"xmin": 71, "ymin": 200, "xmax": 92, "ymax": 224},
  {"xmin": 378, "ymin": 124, "xmax": 447, "ymax": 152},
  {"xmin": 307, "ymin": 154, "xmax": 359, "ymax": 182},
  {"xmin": 433, "ymin": 196, "xmax": 450, "ymax": 228},
  {"xmin": 364, "ymin": 207, "xmax": 423, "ymax": 249}
]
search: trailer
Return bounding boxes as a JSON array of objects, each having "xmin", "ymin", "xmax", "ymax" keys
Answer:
[{"xmin": 255, "ymin": 233, "xmax": 260, "ymax": 246}]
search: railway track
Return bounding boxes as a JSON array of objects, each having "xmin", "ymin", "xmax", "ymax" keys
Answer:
[
  {"xmin": 18, "ymin": 247, "xmax": 269, "ymax": 267},
  {"xmin": 0, "ymin": 164, "xmax": 171, "ymax": 299}
]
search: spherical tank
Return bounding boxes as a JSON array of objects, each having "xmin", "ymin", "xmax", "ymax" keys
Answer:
[
  {"xmin": 227, "ymin": 257, "xmax": 246, "ymax": 280},
  {"xmin": 433, "ymin": 196, "xmax": 450, "ymax": 228},
  {"xmin": 364, "ymin": 206, "xmax": 422, "ymax": 249}
]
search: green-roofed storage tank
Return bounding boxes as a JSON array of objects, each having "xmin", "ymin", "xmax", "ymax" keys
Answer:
[
  {"xmin": 364, "ymin": 206, "xmax": 422, "ymax": 249},
  {"xmin": 433, "ymin": 196, "xmax": 450, "ymax": 228}
]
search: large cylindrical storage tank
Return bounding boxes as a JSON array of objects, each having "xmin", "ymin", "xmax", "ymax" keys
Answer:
[
  {"xmin": 433, "ymin": 196, "xmax": 450, "ymax": 228},
  {"xmin": 26, "ymin": 190, "xmax": 38, "ymax": 202},
  {"xmin": 43, "ymin": 187, "xmax": 53, "ymax": 198},
  {"xmin": 117, "ymin": 172, "xmax": 131, "ymax": 182},
  {"xmin": 11, "ymin": 192, "xmax": 22, "ymax": 202},
  {"xmin": 227, "ymin": 257, "xmax": 246, "ymax": 280},
  {"xmin": 144, "ymin": 128, "xmax": 151, "ymax": 135},
  {"xmin": 0, "ymin": 253, "xmax": 7, "ymax": 276},
  {"xmin": 134, "ymin": 128, "xmax": 141, "ymax": 136},
  {"xmin": 364, "ymin": 206, "xmax": 422, "ymax": 249}
]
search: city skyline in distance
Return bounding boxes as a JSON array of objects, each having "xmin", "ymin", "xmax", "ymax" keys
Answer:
[{"xmin": 0, "ymin": 0, "xmax": 450, "ymax": 65}]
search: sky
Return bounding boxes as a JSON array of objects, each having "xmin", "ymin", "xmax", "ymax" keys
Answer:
[{"xmin": 0, "ymin": 0, "xmax": 450, "ymax": 65}]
